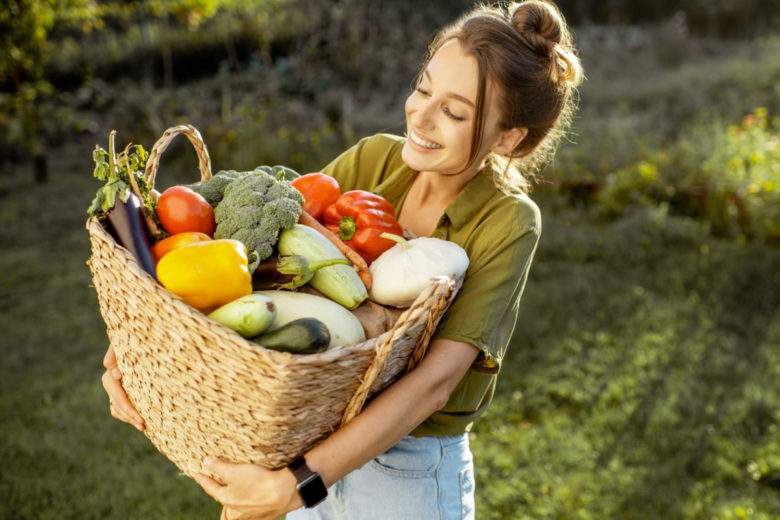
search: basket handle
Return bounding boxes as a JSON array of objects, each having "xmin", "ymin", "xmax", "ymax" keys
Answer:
[
  {"xmin": 143, "ymin": 124, "xmax": 213, "ymax": 190},
  {"xmin": 339, "ymin": 276, "xmax": 455, "ymax": 426},
  {"xmin": 404, "ymin": 276, "xmax": 463, "ymax": 373}
]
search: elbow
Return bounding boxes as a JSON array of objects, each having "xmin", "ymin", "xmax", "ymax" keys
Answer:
[{"xmin": 431, "ymin": 381, "xmax": 455, "ymax": 411}]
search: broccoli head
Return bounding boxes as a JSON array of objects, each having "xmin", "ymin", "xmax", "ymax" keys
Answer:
[
  {"xmin": 211, "ymin": 169, "xmax": 303, "ymax": 270},
  {"xmin": 188, "ymin": 169, "xmax": 250, "ymax": 205},
  {"xmin": 189, "ymin": 166, "xmax": 299, "ymax": 205}
]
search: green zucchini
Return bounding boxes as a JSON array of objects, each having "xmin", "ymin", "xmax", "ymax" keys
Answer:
[
  {"xmin": 277, "ymin": 224, "xmax": 368, "ymax": 309},
  {"xmin": 253, "ymin": 318, "xmax": 330, "ymax": 354}
]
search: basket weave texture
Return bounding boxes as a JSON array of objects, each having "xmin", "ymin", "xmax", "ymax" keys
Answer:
[{"xmin": 85, "ymin": 125, "xmax": 461, "ymax": 476}]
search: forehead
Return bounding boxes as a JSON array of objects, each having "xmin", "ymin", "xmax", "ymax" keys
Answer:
[{"xmin": 426, "ymin": 39, "xmax": 479, "ymax": 101}]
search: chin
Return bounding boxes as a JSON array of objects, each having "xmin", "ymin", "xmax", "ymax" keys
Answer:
[{"xmin": 401, "ymin": 140, "xmax": 431, "ymax": 172}]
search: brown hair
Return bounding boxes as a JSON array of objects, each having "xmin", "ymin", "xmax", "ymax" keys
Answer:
[{"xmin": 415, "ymin": 1, "xmax": 584, "ymax": 193}]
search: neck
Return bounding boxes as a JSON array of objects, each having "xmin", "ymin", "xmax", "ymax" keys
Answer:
[{"xmin": 415, "ymin": 160, "xmax": 485, "ymax": 206}]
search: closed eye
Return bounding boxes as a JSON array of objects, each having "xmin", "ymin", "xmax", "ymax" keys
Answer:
[
  {"xmin": 443, "ymin": 106, "xmax": 465, "ymax": 121},
  {"xmin": 415, "ymin": 88, "xmax": 466, "ymax": 121}
]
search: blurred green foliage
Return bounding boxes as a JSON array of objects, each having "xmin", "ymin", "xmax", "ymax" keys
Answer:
[{"xmin": 595, "ymin": 108, "xmax": 780, "ymax": 243}]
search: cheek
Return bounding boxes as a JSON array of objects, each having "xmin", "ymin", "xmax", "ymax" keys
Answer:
[
  {"xmin": 446, "ymin": 122, "xmax": 473, "ymax": 152},
  {"xmin": 404, "ymin": 95, "xmax": 416, "ymax": 116}
]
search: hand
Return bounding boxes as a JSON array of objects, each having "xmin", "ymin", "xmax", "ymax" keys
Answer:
[
  {"xmin": 101, "ymin": 346, "xmax": 145, "ymax": 431},
  {"xmin": 194, "ymin": 458, "xmax": 304, "ymax": 520}
]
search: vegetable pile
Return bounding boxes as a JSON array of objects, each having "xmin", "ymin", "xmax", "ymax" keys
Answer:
[{"xmin": 88, "ymin": 129, "xmax": 469, "ymax": 356}]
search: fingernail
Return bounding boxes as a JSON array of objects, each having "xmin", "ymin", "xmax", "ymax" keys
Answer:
[
  {"xmin": 111, "ymin": 368, "xmax": 122, "ymax": 380},
  {"xmin": 204, "ymin": 457, "xmax": 214, "ymax": 466}
]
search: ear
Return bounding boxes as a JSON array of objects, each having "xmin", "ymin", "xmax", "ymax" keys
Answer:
[{"xmin": 492, "ymin": 127, "xmax": 528, "ymax": 156}]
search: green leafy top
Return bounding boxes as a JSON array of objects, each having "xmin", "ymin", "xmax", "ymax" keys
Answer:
[
  {"xmin": 87, "ymin": 132, "xmax": 152, "ymax": 215},
  {"xmin": 87, "ymin": 130, "xmax": 165, "ymax": 239}
]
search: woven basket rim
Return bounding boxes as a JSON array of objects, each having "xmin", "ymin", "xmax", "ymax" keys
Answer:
[{"xmin": 85, "ymin": 217, "xmax": 452, "ymax": 365}]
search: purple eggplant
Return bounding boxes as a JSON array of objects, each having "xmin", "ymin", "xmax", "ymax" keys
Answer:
[{"xmin": 106, "ymin": 193, "xmax": 157, "ymax": 279}]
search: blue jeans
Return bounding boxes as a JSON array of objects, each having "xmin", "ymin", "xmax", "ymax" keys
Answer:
[{"xmin": 286, "ymin": 433, "xmax": 475, "ymax": 520}]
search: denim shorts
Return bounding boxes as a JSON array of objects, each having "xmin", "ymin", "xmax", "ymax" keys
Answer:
[{"xmin": 286, "ymin": 433, "xmax": 475, "ymax": 520}]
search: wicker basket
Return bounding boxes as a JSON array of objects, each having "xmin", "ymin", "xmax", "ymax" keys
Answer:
[{"xmin": 85, "ymin": 125, "xmax": 461, "ymax": 476}]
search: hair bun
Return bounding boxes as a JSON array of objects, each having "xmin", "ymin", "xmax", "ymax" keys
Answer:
[
  {"xmin": 510, "ymin": 0, "xmax": 563, "ymax": 56},
  {"xmin": 510, "ymin": 1, "xmax": 584, "ymax": 86}
]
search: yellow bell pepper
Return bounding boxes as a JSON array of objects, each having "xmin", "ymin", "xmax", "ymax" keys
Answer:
[{"xmin": 156, "ymin": 239, "xmax": 252, "ymax": 312}]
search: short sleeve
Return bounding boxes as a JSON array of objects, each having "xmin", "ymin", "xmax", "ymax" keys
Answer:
[
  {"xmin": 432, "ymin": 223, "xmax": 541, "ymax": 373},
  {"xmin": 321, "ymin": 134, "xmax": 404, "ymax": 192}
]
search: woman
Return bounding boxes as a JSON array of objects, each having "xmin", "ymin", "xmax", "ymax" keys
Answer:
[{"xmin": 101, "ymin": 1, "xmax": 583, "ymax": 518}]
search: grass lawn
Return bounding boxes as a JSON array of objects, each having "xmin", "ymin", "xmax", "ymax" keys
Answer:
[{"xmin": 1, "ymin": 141, "xmax": 778, "ymax": 519}]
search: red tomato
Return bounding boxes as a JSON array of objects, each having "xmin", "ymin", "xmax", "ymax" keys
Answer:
[
  {"xmin": 291, "ymin": 172, "xmax": 341, "ymax": 220},
  {"xmin": 152, "ymin": 232, "xmax": 212, "ymax": 263},
  {"xmin": 156, "ymin": 186, "xmax": 216, "ymax": 236}
]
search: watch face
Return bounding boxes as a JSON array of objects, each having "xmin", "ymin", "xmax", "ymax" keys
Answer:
[{"xmin": 298, "ymin": 474, "xmax": 328, "ymax": 508}]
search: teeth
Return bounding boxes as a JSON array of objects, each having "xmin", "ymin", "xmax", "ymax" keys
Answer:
[{"xmin": 410, "ymin": 131, "xmax": 442, "ymax": 149}]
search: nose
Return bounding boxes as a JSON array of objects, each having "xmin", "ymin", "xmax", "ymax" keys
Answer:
[{"xmin": 410, "ymin": 96, "xmax": 437, "ymax": 132}]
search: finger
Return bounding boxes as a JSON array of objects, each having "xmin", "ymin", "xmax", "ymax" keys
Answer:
[
  {"xmin": 109, "ymin": 403, "xmax": 132, "ymax": 424},
  {"xmin": 101, "ymin": 371, "xmax": 145, "ymax": 429},
  {"xmin": 194, "ymin": 473, "xmax": 229, "ymax": 504},
  {"xmin": 108, "ymin": 398, "xmax": 142, "ymax": 430},
  {"xmin": 103, "ymin": 347, "xmax": 117, "ymax": 370},
  {"xmin": 203, "ymin": 458, "xmax": 239, "ymax": 481}
]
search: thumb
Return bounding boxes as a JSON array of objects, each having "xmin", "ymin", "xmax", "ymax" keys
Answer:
[{"xmin": 103, "ymin": 346, "xmax": 117, "ymax": 369}]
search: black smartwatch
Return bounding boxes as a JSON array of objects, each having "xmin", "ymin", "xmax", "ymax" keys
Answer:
[{"xmin": 288, "ymin": 456, "xmax": 328, "ymax": 508}]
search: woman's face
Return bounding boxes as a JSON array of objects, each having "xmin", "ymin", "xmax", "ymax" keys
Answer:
[{"xmin": 402, "ymin": 38, "xmax": 504, "ymax": 176}]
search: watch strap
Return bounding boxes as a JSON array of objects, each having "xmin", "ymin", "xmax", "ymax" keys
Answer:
[
  {"xmin": 288, "ymin": 456, "xmax": 312, "ymax": 481},
  {"xmin": 287, "ymin": 456, "xmax": 328, "ymax": 508}
]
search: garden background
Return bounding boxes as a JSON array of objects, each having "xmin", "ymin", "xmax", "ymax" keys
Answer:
[{"xmin": 1, "ymin": 0, "xmax": 779, "ymax": 518}]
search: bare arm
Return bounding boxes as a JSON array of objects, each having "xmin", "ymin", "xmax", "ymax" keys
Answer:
[{"xmin": 303, "ymin": 337, "xmax": 479, "ymax": 487}]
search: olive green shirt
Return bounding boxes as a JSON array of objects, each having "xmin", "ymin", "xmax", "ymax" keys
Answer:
[{"xmin": 322, "ymin": 134, "xmax": 541, "ymax": 437}]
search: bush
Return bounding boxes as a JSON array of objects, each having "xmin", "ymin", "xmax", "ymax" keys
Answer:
[{"xmin": 594, "ymin": 108, "xmax": 780, "ymax": 244}]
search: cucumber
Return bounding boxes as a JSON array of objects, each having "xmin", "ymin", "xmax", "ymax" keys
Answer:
[
  {"xmin": 253, "ymin": 318, "xmax": 330, "ymax": 354},
  {"xmin": 208, "ymin": 294, "xmax": 276, "ymax": 338},
  {"xmin": 254, "ymin": 290, "xmax": 365, "ymax": 348},
  {"xmin": 277, "ymin": 224, "xmax": 367, "ymax": 309}
]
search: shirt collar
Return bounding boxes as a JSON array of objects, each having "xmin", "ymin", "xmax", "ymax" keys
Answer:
[
  {"xmin": 374, "ymin": 162, "xmax": 499, "ymax": 231},
  {"xmin": 444, "ymin": 167, "xmax": 498, "ymax": 230}
]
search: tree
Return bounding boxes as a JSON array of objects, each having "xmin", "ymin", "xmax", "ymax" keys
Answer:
[{"xmin": 0, "ymin": 0, "xmax": 63, "ymax": 182}]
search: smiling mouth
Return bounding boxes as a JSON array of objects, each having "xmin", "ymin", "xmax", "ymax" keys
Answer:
[{"xmin": 409, "ymin": 130, "xmax": 443, "ymax": 149}]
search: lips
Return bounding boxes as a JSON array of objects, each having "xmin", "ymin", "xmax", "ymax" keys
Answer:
[{"xmin": 409, "ymin": 130, "xmax": 442, "ymax": 150}]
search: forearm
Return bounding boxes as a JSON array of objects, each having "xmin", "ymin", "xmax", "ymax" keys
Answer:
[
  {"xmin": 299, "ymin": 338, "xmax": 479, "ymax": 489},
  {"xmin": 303, "ymin": 358, "xmax": 447, "ymax": 488}
]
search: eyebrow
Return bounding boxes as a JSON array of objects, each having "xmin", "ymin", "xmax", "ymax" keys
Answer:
[{"xmin": 423, "ymin": 69, "xmax": 475, "ymax": 108}]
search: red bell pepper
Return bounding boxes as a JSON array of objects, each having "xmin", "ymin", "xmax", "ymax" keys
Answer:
[
  {"xmin": 291, "ymin": 172, "xmax": 342, "ymax": 220},
  {"xmin": 323, "ymin": 190, "xmax": 403, "ymax": 264}
]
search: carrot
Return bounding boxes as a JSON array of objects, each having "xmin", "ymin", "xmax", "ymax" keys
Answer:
[{"xmin": 298, "ymin": 210, "xmax": 373, "ymax": 290}]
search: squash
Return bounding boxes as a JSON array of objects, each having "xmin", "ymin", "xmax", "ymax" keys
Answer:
[
  {"xmin": 254, "ymin": 290, "xmax": 365, "ymax": 348},
  {"xmin": 277, "ymin": 224, "xmax": 367, "ymax": 309},
  {"xmin": 207, "ymin": 293, "xmax": 276, "ymax": 338},
  {"xmin": 369, "ymin": 233, "xmax": 469, "ymax": 308}
]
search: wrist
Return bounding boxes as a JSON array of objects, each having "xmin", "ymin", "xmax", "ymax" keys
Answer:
[
  {"xmin": 286, "ymin": 456, "xmax": 328, "ymax": 508},
  {"xmin": 276, "ymin": 467, "xmax": 304, "ymax": 511}
]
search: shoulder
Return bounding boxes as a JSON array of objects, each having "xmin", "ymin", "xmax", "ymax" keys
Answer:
[
  {"xmin": 323, "ymin": 133, "xmax": 406, "ymax": 192},
  {"xmin": 356, "ymin": 133, "xmax": 405, "ymax": 164},
  {"xmin": 459, "ymin": 189, "xmax": 541, "ymax": 276},
  {"xmin": 482, "ymin": 190, "xmax": 542, "ymax": 243}
]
